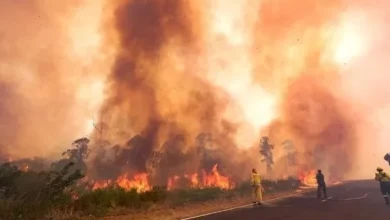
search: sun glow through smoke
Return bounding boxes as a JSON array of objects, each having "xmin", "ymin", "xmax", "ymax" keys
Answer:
[{"xmin": 332, "ymin": 12, "xmax": 367, "ymax": 65}]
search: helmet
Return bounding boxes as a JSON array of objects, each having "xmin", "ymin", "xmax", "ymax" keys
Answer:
[{"xmin": 377, "ymin": 167, "xmax": 383, "ymax": 172}]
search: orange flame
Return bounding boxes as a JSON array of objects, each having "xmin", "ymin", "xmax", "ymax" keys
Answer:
[
  {"xmin": 92, "ymin": 173, "xmax": 151, "ymax": 193},
  {"xmin": 89, "ymin": 164, "xmax": 234, "ymax": 192},
  {"xmin": 117, "ymin": 173, "xmax": 151, "ymax": 192},
  {"xmin": 298, "ymin": 170, "xmax": 317, "ymax": 187},
  {"xmin": 92, "ymin": 179, "xmax": 112, "ymax": 190},
  {"xmin": 184, "ymin": 173, "xmax": 199, "ymax": 187},
  {"xmin": 170, "ymin": 164, "xmax": 235, "ymax": 190},
  {"xmin": 202, "ymin": 164, "xmax": 235, "ymax": 189}
]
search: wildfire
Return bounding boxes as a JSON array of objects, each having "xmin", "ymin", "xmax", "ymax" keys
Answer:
[
  {"xmin": 184, "ymin": 173, "xmax": 199, "ymax": 187},
  {"xmin": 89, "ymin": 164, "xmax": 234, "ymax": 192},
  {"xmin": 202, "ymin": 164, "xmax": 235, "ymax": 189},
  {"xmin": 298, "ymin": 170, "xmax": 317, "ymax": 187},
  {"xmin": 169, "ymin": 164, "xmax": 235, "ymax": 190},
  {"xmin": 117, "ymin": 173, "xmax": 151, "ymax": 192},
  {"xmin": 92, "ymin": 179, "xmax": 112, "ymax": 191},
  {"xmin": 92, "ymin": 173, "xmax": 151, "ymax": 193}
]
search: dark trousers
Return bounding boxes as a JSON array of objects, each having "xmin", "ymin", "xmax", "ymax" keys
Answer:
[
  {"xmin": 317, "ymin": 184, "xmax": 327, "ymax": 199},
  {"xmin": 380, "ymin": 182, "xmax": 390, "ymax": 204}
]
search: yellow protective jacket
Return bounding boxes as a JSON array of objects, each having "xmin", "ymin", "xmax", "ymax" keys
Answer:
[
  {"xmin": 251, "ymin": 173, "xmax": 261, "ymax": 186},
  {"xmin": 375, "ymin": 171, "xmax": 390, "ymax": 182}
]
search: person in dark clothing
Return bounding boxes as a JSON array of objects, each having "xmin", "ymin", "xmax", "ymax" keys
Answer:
[{"xmin": 316, "ymin": 170, "xmax": 328, "ymax": 199}]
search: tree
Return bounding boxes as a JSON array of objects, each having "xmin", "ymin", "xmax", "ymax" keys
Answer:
[
  {"xmin": 259, "ymin": 136, "xmax": 274, "ymax": 173},
  {"xmin": 0, "ymin": 163, "xmax": 22, "ymax": 198},
  {"xmin": 52, "ymin": 137, "xmax": 91, "ymax": 173},
  {"xmin": 62, "ymin": 137, "xmax": 91, "ymax": 162}
]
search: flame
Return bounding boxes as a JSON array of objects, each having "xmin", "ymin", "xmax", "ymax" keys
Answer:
[
  {"xmin": 184, "ymin": 173, "xmax": 199, "ymax": 187},
  {"xmin": 88, "ymin": 164, "xmax": 234, "ymax": 192},
  {"xmin": 92, "ymin": 173, "xmax": 151, "ymax": 193},
  {"xmin": 298, "ymin": 170, "xmax": 317, "ymax": 187},
  {"xmin": 92, "ymin": 179, "xmax": 112, "ymax": 190},
  {"xmin": 202, "ymin": 164, "xmax": 235, "ymax": 189},
  {"xmin": 117, "ymin": 173, "xmax": 151, "ymax": 192}
]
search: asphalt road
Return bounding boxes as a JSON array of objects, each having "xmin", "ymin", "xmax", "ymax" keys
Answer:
[{"xmin": 188, "ymin": 180, "xmax": 389, "ymax": 220}]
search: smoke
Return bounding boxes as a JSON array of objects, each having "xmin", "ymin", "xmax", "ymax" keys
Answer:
[
  {"xmin": 247, "ymin": 0, "xmax": 354, "ymax": 180},
  {"xmin": 2, "ymin": 0, "xmax": 390, "ymax": 184},
  {"xmin": 0, "ymin": 0, "xmax": 107, "ymax": 158},
  {"xmin": 89, "ymin": 0, "xmax": 260, "ymax": 184},
  {"xmin": 250, "ymin": 0, "xmax": 390, "ymax": 179}
]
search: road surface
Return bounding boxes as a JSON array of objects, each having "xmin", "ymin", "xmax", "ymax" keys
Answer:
[{"xmin": 185, "ymin": 180, "xmax": 389, "ymax": 220}]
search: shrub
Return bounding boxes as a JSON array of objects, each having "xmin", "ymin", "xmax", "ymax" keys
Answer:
[
  {"xmin": 0, "ymin": 162, "xmax": 83, "ymax": 220},
  {"xmin": 0, "ymin": 162, "xmax": 302, "ymax": 220}
]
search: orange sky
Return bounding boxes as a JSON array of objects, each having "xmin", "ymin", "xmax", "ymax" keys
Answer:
[{"xmin": 1, "ymin": 0, "xmax": 390, "ymax": 179}]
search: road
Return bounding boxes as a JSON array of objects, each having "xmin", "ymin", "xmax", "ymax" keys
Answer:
[{"xmin": 185, "ymin": 180, "xmax": 389, "ymax": 220}]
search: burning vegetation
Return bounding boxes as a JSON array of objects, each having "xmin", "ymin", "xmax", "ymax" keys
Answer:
[
  {"xmin": 90, "ymin": 164, "xmax": 234, "ymax": 193},
  {"xmin": 0, "ymin": 0, "xmax": 369, "ymax": 192},
  {"xmin": 1, "ymin": 0, "xmax": 390, "ymax": 218}
]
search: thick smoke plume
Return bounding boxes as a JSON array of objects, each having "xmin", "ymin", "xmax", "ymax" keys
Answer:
[
  {"xmin": 89, "ymin": 0, "xmax": 259, "ymax": 185},
  {"xmin": 250, "ymin": 0, "xmax": 358, "ymax": 181},
  {"xmin": 2, "ymin": 0, "xmax": 390, "ymax": 186}
]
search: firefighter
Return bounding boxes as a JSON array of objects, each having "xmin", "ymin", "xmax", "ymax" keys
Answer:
[
  {"xmin": 251, "ymin": 168, "xmax": 264, "ymax": 205},
  {"xmin": 316, "ymin": 170, "xmax": 328, "ymax": 199},
  {"xmin": 375, "ymin": 167, "xmax": 390, "ymax": 205}
]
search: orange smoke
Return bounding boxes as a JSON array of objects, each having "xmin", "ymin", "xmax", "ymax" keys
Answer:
[
  {"xmin": 248, "ymin": 0, "xmax": 368, "ymax": 180},
  {"xmin": 2, "ymin": 0, "xmax": 390, "ymax": 182},
  {"xmin": 0, "ymin": 0, "xmax": 107, "ymax": 158}
]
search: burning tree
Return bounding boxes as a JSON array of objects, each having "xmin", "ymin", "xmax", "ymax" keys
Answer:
[{"xmin": 259, "ymin": 136, "xmax": 274, "ymax": 173}]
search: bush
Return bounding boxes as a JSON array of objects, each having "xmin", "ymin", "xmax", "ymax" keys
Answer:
[
  {"xmin": 73, "ymin": 186, "xmax": 168, "ymax": 216},
  {"xmin": 0, "ymin": 162, "xmax": 302, "ymax": 220},
  {"xmin": 0, "ymin": 162, "xmax": 83, "ymax": 220}
]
